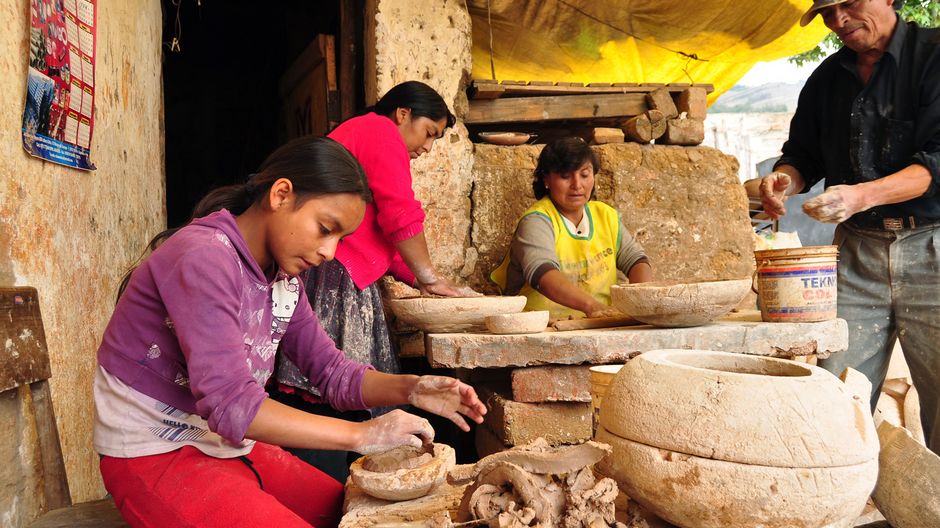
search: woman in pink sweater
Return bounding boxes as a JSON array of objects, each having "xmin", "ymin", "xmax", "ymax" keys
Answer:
[{"xmin": 272, "ymin": 81, "xmax": 477, "ymax": 480}]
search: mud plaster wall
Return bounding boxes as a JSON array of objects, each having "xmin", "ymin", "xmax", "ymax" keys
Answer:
[
  {"xmin": 470, "ymin": 144, "xmax": 754, "ymax": 291},
  {"xmin": 369, "ymin": 0, "xmax": 478, "ymax": 278},
  {"xmin": 0, "ymin": 0, "xmax": 164, "ymax": 518}
]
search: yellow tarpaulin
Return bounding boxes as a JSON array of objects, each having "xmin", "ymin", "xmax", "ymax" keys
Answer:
[{"xmin": 467, "ymin": 0, "xmax": 831, "ymax": 102}]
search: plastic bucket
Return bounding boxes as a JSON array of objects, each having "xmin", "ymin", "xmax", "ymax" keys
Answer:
[
  {"xmin": 589, "ymin": 365, "xmax": 623, "ymax": 429},
  {"xmin": 754, "ymin": 245, "xmax": 838, "ymax": 323}
]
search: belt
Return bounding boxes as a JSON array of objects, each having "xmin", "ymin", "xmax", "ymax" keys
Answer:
[{"xmin": 848, "ymin": 214, "xmax": 939, "ymax": 231}]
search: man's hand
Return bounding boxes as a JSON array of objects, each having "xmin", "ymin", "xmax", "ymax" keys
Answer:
[
  {"xmin": 802, "ymin": 184, "xmax": 869, "ymax": 224},
  {"xmin": 758, "ymin": 172, "xmax": 793, "ymax": 219}
]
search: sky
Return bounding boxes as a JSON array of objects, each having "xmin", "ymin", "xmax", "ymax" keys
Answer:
[{"xmin": 735, "ymin": 56, "xmax": 822, "ymax": 86}]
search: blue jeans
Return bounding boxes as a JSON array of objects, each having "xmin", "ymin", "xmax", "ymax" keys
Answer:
[{"xmin": 818, "ymin": 222, "xmax": 940, "ymax": 454}]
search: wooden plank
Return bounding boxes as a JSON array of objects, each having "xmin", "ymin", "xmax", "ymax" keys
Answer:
[
  {"xmin": 499, "ymin": 80, "xmax": 528, "ymax": 85},
  {"xmin": 33, "ymin": 379, "xmax": 71, "ymax": 510},
  {"xmin": 586, "ymin": 82, "xmax": 613, "ymax": 87},
  {"xmin": 551, "ymin": 316, "xmax": 640, "ymax": 332},
  {"xmin": 469, "ymin": 83, "xmax": 506, "ymax": 100},
  {"xmin": 339, "ymin": 0, "xmax": 357, "ymax": 121},
  {"xmin": 527, "ymin": 80, "xmax": 554, "ymax": 86},
  {"xmin": 27, "ymin": 499, "xmax": 126, "ymax": 528},
  {"xmin": 0, "ymin": 287, "xmax": 51, "ymax": 391},
  {"xmin": 468, "ymin": 82, "xmax": 714, "ymax": 100},
  {"xmin": 466, "ymin": 93, "xmax": 648, "ymax": 124}
]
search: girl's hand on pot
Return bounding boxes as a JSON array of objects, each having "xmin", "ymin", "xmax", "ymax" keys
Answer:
[{"xmin": 354, "ymin": 409, "xmax": 434, "ymax": 455}]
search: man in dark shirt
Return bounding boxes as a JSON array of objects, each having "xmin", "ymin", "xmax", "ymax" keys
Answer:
[{"xmin": 747, "ymin": 0, "xmax": 940, "ymax": 454}]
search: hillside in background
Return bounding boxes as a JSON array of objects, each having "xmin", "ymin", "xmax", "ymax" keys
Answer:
[{"xmin": 711, "ymin": 82, "xmax": 805, "ymax": 113}]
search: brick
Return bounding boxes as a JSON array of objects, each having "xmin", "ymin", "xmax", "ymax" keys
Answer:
[
  {"xmin": 645, "ymin": 87, "xmax": 678, "ymax": 119},
  {"xmin": 661, "ymin": 118, "xmax": 705, "ymax": 146},
  {"xmin": 511, "ymin": 366, "xmax": 591, "ymax": 403},
  {"xmin": 478, "ymin": 384, "xmax": 593, "ymax": 446},
  {"xmin": 396, "ymin": 332, "xmax": 425, "ymax": 358},
  {"xmin": 475, "ymin": 423, "xmax": 509, "ymax": 459},
  {"xmin": 677, "ymin": 87, "xmax": 708, "ymax": 119}
]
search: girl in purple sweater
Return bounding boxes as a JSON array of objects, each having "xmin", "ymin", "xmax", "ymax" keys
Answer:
[{"xmin": 94, "ymin": 137, "xmax": 486, "ymax": 528}]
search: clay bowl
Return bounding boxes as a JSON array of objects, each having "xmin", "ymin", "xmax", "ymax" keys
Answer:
[
  {"xmin": 484, "ymin": 310, "xmax": 549, "ymax": 334},
  {"xmin": 388, "ymin": 295, "xmax": 527, "ymax": 332},
  {"xmin": 349, "ymin": 444, "xmax": 456, "ymax": 501},
  {"xmin": 609, "ymin": 278, "xmax": 751, "ymax": 327},
  {"xmin": 478, "ymin": 131, "xmax": 531, "ymax": 146}
]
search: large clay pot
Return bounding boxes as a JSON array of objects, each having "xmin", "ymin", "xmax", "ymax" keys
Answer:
[{"xmin": 596, "ymin": 349, "xmax": 878, "ymax": 528}]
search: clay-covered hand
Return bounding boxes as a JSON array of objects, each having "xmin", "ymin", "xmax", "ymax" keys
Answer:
[
  {"xmin": 354, "ymin": 409, "xmax": 434, "ymax": 455},
  {"xmin": 418, "ymin": 274, "xmax": 483, "ymax": 298},
  {"xmin": 585, "ymin": 303, "xmax": 623, "ymax": 319},
  {"xmin": 802, "ymin": 184, "xmax": 868, "ymax": 224},
  {"xmin": 759, "ymin": 172, "xmax": 793, "ymax": 219},
  {"xmin": 408, "ymin": 376, "xmax": 487, "ymax": 432}
]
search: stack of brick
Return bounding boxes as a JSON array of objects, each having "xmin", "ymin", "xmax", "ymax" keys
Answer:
[{"xmin": 473, "ymin": 366, "xmax": 595, "ymax": 458}]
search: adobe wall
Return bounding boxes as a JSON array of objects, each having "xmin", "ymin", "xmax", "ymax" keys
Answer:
[{"xmin": 0, "ymin": 0, "xmax": 165, "ymax": 519}]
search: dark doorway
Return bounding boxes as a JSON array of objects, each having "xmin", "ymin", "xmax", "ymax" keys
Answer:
[{"xmin": 161, "ymin": 0, "xmax": 365, "ymax": 228}]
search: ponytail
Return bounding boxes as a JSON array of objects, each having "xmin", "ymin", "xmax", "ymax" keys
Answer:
[{"xmin": 117, "ymin": 137, "xmax": 369, "ymax": 301}]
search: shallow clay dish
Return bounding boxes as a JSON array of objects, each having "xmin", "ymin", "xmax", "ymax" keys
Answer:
[
  {"xmin": 478, "ymin": 131, "xmax": 531, "ymax": 146},
  {"xmin": 388, "ymin": 295, "xmax": 527, "ymax": 332},
  {"xmin": 349, "ymin": 444, "xmax": 456, "ymax": 501},
  {"xmin": 484, "ymin": 310, "xmax": 549, "ymax": 334},
  {"xmin": 609, "ymin": 278, "xmax": 750, "ymax": 328}
]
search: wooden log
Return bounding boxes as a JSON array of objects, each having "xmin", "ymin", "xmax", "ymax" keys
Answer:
[
  {"xmin": 465, "ymin": 93, "xmax": 647, "ymax": 125},
  {"xmin": 588, "ymin": 127, "xmax": 625, "ymax": 145},
  {"xmin": 678, "ymin": 87, "xmax": 708, "ymax": 120},
  {"xmin": 645, "ymin": 87, "xmax": 678, "ymax": 119},
  {"xmin": 623, "ymin": 110, "xmax": 666, "ymax": 143},
  {"xmin": 660, "ymin": 118, "xmax": 705, "ymax": 145}
]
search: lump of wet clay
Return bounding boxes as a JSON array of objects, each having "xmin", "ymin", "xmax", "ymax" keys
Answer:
[
  {"xmin": 350, "ymin": 444, "xmax": 456, "ymax": 501},
  {"xmin": 456, "ymin": 439, "xmax": 625, "ymax": 528}
]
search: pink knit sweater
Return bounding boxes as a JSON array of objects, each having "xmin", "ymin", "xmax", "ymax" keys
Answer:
[{"xmin": 329, "ymin": 113, "xmax": 424, "ymax": 289}]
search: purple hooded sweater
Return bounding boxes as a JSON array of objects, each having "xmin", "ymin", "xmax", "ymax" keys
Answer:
[{"xmin": 97, "ymin": 209, "xmax": 372, "ymax": 443}]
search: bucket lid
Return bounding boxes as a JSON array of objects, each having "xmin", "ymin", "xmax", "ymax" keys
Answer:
[{"xmin": 754, "ymin": 245, "xmax": 838, "ymax": 259}]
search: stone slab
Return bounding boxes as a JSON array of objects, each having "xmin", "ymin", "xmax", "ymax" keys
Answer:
[
  {"xmin": 511, "ymin": 365, "xmax": 592, "ymax": 403},
  {"xmin": 478, "ymin": 384, "xmax": 593, "ymax": 446},
  {"xmin": 427, "ymin": 311, "xmax": 848, "ymax": 369}
]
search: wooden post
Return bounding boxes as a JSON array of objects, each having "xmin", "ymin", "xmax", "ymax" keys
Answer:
[{"xmin": 339, "ymin": 0, "xmax": 358, "ymax": 121}]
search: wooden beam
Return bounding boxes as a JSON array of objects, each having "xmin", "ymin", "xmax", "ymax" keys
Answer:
[
  {"xmin": 466, "ymin": 93, "xmax": 648, "ymax": 124},
  {"xmin": 339, "ymin": 0, "xmax": 357, "ymax": 121},
  {"xmin": 467, "ymin": 81, "xmax": 714, "ymax": 100}
]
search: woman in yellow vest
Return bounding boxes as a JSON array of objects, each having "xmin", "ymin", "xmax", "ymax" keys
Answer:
[{"xmin": 491, "ymin": 137, "xmax": 653, "ymax": 319}]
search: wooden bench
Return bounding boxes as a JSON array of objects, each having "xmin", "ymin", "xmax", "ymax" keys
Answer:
[{"xmin": 1, "ymin": 287, "xmax": 127, "ymax": 528}]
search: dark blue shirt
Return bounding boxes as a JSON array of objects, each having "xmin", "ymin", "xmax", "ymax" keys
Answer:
[{"xmin": 776, "ymin": 19, "xmax": 940, "ymax": 222}]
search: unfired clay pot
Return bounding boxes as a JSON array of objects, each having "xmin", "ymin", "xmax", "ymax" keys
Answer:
[
  {"xmin": 596, "ymin": 349, "xmax": 879, "ymax": 528},
  {"xmin": 484, "ymin": 310, "xmax": 549, "ymax": 334},
  {"xmin": 609, "ymin": 278, "xmax": 750, "ymax": 327},
  {"xmin": 349, "ymin": 444, "xmax": 456, "ymax": 501},
  {"xmin": 388, "ymin": 296, "xmax": 527, "ymax": 332}
]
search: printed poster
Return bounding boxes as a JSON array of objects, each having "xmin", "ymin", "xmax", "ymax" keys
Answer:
[{"xmin": 22, "ymin": 0, "xmax": 97, "ymax": 170}]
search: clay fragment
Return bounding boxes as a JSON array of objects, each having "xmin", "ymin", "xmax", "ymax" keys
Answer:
[{"xmin": 457, "ymin": 439, "xmax": 622, "ymax": 528}]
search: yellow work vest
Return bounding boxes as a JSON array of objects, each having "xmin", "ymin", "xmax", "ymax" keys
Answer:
[{"xmin": 491, "ymin": 197, "xmax": 621, "ymax": 319}]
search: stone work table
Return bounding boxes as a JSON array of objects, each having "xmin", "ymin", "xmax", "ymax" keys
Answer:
[{"xmin": 425, "ymin": 310, "xmax": 848, "ymax": 369}]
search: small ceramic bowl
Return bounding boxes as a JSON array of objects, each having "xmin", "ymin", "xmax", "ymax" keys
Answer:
[{"xmin": 349, "ymin": 444, "xmax": 456, "ymax": 501}]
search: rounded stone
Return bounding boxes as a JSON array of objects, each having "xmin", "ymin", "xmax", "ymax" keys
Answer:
[
  {"xmin": 599, "ymin": 349, "xmax": 878, "ymax": 468},
  {"xmin": 596, "ymin": 426, "xmax": 877, "ymax": 528},
  {"xmin": 484, "ymin": 310, "xmax": 549, "ymax": 334},
  {"xmin": 349, "ymin": 444, "xmax": 456, "ymax": 501},
  {"xmin": 609, "ymin": 278, "xmax": 751, "ymax": 327}
]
